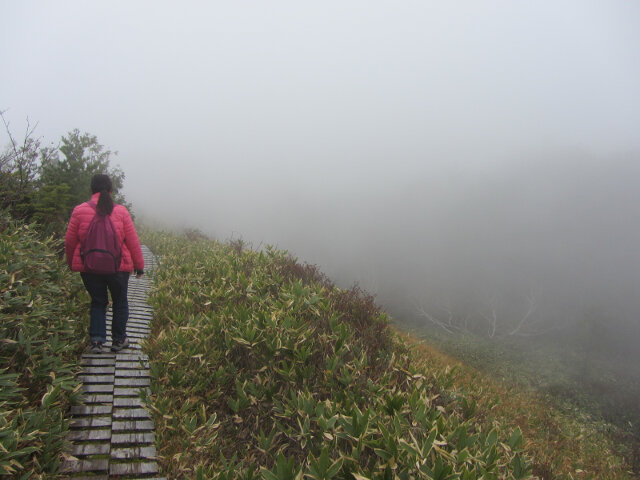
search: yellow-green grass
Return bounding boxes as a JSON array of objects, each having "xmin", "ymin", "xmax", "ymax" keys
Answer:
[
  {"xmin": 396, "ymin": 330, "xmax": 635, "ymax": 479},
  {"xmin": 141, "ymin": 228, "xmax": 534, "ymax": 479},
  {"xmin": 141, "ymin": 228, "xmax": 634, "ymax": 479},
  {"xmin": 0, "ymin": 214, "xmax": 87, "ymax": 478}
]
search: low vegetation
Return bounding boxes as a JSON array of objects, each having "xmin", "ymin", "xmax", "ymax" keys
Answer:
[
  {"xmin": 0, "ymin": 213, "xmax": 86, "ymax": 477},
  {"xmin": 1, "ymin": 214, "xmax": 634, "ymax": 478},
  {"xmin": 0, "ymin": 118, "xmax": 126, "ymax": 477},
  {"xmin": 400, "ymin": 333, "xmax": 636, "ymax": 479},
  {"xmin": 1, "ymin": 113, "xmax": 127, "ymax": 237},
  {"xmin": 142, "ymin": 229, "xmax": 534, "ymax": 479},
  {"xmin": 406, "ymin": 327, "xmax": 640, "ymax": 475},
  {"xmin": 142, "ymin": 229, "xmax": 637, "ymax": 479}
]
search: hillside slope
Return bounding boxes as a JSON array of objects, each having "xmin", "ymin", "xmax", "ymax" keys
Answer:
[{"xmin": 141, "ymin": 229, "xmax": 632, "ymax": 479}]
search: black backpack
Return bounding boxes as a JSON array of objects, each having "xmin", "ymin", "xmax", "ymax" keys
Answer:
[{"xmin": 80, "ymin": 201, "xmax": 122, "ymax": 274}]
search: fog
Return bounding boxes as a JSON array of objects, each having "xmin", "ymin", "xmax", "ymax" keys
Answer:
[{"xmin": 3, "ymin": 2, "xmax": 640, "ymax": 343}]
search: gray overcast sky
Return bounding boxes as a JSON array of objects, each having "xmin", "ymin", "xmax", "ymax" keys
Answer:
[{"xmin": 3, "ymin": 1, "xmax": 640, "ymax": 323}]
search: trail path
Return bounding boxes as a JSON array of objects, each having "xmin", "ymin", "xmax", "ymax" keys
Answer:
[{"xmin": 62, "ymin": 246, "xmax": 165, "ymax": 479}]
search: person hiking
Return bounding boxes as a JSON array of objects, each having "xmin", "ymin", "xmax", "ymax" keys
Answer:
[{"xmin": 65, "ymin": 174, "xmax": 145, "ymax": 353}]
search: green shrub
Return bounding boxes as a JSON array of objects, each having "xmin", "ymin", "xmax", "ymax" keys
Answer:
[{"xmin": 0, "ymin": 212, "xmax": 86, "ymax": 477}]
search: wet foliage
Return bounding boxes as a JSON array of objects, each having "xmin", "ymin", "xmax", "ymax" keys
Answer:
[
  {"xmin": 142, "ymin": 229, "xmax": 532, "ymax": 479},
  {"xmin": 402, "ymin": 334, "xmax": 637, "ymax": 479},
  {"xmin": 0, "ymin": 212, "xmax": 86, "ymax": 477}
]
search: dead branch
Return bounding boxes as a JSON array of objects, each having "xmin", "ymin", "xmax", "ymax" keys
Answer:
[
  {"xmin": 415, "ymin": 303, "xmax": 457, "ymax": 334},
  {"xmin": 507, "ymin": 293, "xmax": 537, "ymax": 336}
]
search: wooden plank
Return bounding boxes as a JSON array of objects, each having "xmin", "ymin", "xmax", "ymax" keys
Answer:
[
  {"xmin": 125, "ymin": 333, "xmax": 148, "ymax": 340},
  {"xmin": 81, "ymin": 357, "xmax": 116, "ymax": 366},
  {"xmin": 111, "ymin": 445, "xmax": 157, "ymax": 460},
  {"xmin": 113, "ymin": 386, "xmax": 150, "ymax": 397},
  {"xmin": 128, "ymin": 324, "xmax": 151, "ymax": 330},
  {"xmin": 124, "ymin": 331, "xmax": 148, "ymax": 337},
  {"xmin": 109, "ymin": 461, "xmax": 159, "ymax": 476},
  {"xmin": 78, "ymin": 375, "xmax": 115, "ymax": 384},
  {"xmin": 128, "ymin": 319, "xmax": 152, "ymax": 325},
  {"xmin": 70, "ymin": 404, "xmax": 112, "ymax": 416},
  {"xmin": 113, "ymin": 397, "xmax": 145, "ymax": 408},
  {"xmin": 66, "ymin": 476, "xmax": 109, "ymax": 480},
  {"xmin": 116, "ymin": 361, "xmax": 150, "ymax": 369},
  {"xmin": 112, "ymin": 420, "xmax": 155, "ymax": 431},
  {"xmin": 117, "ymin": 353, "xmax": 148, "ymax": 361},
  {"xmin": 115, "ymin": 369, "xmax": 149, "ymax": 378},
  {"xmin": 111, "ymin": 432, "xmax": 155, "ymax": 444},
  {"xmin": 82, "ymin": 353, "xmax": 116, "ymax": 360},
  {"xmin": 113, "ymin": 408, "xmax": 151, "ymax": 419},
  {"xmin": 125, "ymin": 332, "xmax": 147, "ymax": 339},
  {"xmin": 82, "ymin": 366, "xmax": 116, "ymax": 375},
  {"xmin": 71, "ymin": 442, "xmax": 111, "ymax": 456},
  {"xmin": 82, "ymin": 384, "xmax": 114, "ymax": 393},
  {"xmin": 67, "ymin": 429, "xmax": 111, "ymax": 441},
  {"xmin": 70, "ymin": 416, "xmax": 112, "ymax": 428},
  {"xmin": 61, "ymin": 458, "xmax": 109, "ymax": 473},
  {"xmin": 114, "ymin": 377, "xmax": 150, "ymax": 387},
  {"xmin": 80, "ymin": 393, "xmax": 113, "ymax": 404}
]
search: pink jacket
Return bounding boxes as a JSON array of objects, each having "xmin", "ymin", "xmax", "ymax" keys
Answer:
[{"xmin": 65, "ymin": 193, "xmax": 144, "ymax": 273}]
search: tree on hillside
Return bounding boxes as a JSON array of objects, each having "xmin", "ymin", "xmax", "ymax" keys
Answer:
[
  {"xmin": 1, "ymin": 113, "xmax": 130, "ymax": 236},
  {"xmin": 39, "ymin": 129, "xmax": 124, "ymax": 211},
  {"xmin": 36, "ymin": 129, "xmax": 126, "ymax": 234},
  {"xmin": 0, "ymin": 111, "xmax": 56, "ymax": 221}
]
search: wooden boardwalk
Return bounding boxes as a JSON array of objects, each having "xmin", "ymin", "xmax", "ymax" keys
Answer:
[{"xmin": 62, "ymin": 246, "xmax": 165, "ymax": 479}]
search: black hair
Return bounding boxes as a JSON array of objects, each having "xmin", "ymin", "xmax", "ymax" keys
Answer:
[{"xmin": 90, "ymin": 174, "xmax": 114, "ymax": 215}]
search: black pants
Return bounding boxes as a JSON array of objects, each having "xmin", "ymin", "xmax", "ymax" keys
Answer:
[{"xmin": 81, "ymin": 272, "xmax": 130, "ymax": 344}]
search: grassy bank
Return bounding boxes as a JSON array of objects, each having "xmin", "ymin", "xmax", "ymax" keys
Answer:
[
  {"xmin": 0, "ymin": 213, "xmax": 87, "ymax": 477},
  {"xmin": 141, "ymin": 228, "xmax": 633, "ymax": 479},
  {"xmin": 399, "ymin": 326, "xmax": 640, "ymax": 475},
  {"xmin": 398, "ymin": 332, "xmax": 636, "ymax": 478},
  {"xmin": 141, "ymin": 229, "xmax": 534, "ymax": 479},
  {"xmin": 1, "ymin": 219, "xmax": 632, "ymax": 478}
]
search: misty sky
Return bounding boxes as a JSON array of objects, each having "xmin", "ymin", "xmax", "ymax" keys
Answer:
[{"xmin": 3, "ymin": 1, "xmax": 640, "ymax": 325}]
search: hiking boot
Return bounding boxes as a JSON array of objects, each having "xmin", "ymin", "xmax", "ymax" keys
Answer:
[
  {"xmin": 90, "ymin": 342, "xmax": 103, "ymax": 354},
  {"xmin": 111, "ymin": 337, "xmax": 130, "ymax": 352}
]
